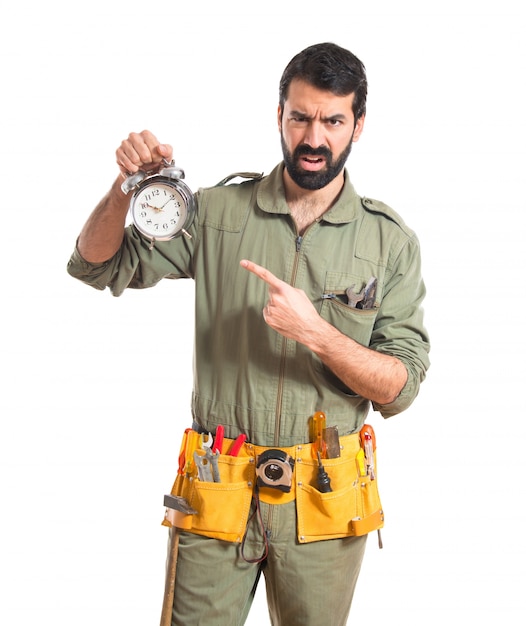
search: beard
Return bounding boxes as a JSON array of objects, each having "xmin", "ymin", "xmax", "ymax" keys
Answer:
[{"xmin": 281, "ymin": 134, "xmax": 353, "ymax": 190}]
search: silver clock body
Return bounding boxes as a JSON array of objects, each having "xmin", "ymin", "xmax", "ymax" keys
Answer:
[{"xmin": 122, "ymin": 163, "xmax": 195, "ymax": 243}]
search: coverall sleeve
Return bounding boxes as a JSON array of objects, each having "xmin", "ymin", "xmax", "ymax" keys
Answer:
[
  {"xmin": 67, "ymin": 220, "xmax": 197, "ymax": 296},
  {"xmin": 370, "ymin": 233, "xmax": 430, "ymax": 417}
]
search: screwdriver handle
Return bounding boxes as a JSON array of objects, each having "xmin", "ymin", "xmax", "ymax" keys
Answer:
[
  {"xmin": 311, "ymin": 411, "xmax": 327, "ymax": 459},
  {"xmin": 359, "ymin": 424, "xmax": 376, "ymax": 480},
  {"xmin": 359, "ymin": 424, "xmax": 376, "ymax": 451}
]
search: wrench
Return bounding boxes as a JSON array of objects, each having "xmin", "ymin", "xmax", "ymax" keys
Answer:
[
  {"xmin": 346, "ymin": 276, "xmax": 377, "ymax": 309},
  {"xmin": 194, "ymin": 432, "xmax": 221, "ymax": 482},
  {"xmin": 346, "ymin": 284, "xmax": 365, "ymax": 308}
]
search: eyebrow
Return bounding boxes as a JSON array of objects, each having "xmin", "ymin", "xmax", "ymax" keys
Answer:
[{"xmin": 289, "ymin": 109, "xmax": 348, "ymax": 122}]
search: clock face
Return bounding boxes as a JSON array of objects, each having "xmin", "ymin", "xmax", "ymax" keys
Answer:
[{"xmin": 131, "ymin": 180, "xmax": 188, "ymax": 240}]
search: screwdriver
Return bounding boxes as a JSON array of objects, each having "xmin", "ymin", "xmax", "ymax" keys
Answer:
[
  {"xmin": 316, "ymin": 451, "xmax": 332, "ymax": 492},
  {"xmin": 359, "ymin": 424, "xmax": 376, "ymax": 480},
  {"xmin": 311, "ymin": 411, "xmax": 328, "ymax": 460}
]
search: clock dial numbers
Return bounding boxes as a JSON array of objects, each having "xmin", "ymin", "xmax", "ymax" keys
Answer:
[
  {"xmin": 124, "ymin": 165, "xmax": 195, "ymax": 245},
  {"xmin": 131, "ymin": 181, "xmax": 192, "ymax": 241}
]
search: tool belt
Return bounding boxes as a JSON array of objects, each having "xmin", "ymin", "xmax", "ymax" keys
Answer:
[{"xmin": 162, "ymin": 430, "xmax": 384, "ymax": 544}]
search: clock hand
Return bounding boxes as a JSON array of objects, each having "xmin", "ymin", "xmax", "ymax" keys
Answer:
[
  {"xmin": 160, "ymin": 196, "xmax": 174, "ymax": 209},
  {"xmin": 145, "ymin": 203, "xmax": 164, "ymax": 212}
]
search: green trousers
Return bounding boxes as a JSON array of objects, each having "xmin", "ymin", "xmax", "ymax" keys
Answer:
[{"xmin": 167, "ymin": 500, "xmax": 367, "ymax": 625}]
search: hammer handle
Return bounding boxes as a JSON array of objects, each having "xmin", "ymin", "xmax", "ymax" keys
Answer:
[{"xmin": 159, "ymin": 527, "xmax": 180, "ymax": 626}]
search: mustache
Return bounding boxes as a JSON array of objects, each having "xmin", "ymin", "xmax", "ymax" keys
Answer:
[{"xmin": 293, "ymin": 144, "xmax": 332, "ymax": 159}]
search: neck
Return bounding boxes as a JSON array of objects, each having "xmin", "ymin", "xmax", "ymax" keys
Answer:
[{"xmin": 283, "ymin": 169, "xmax": 344, "ymax": 234}]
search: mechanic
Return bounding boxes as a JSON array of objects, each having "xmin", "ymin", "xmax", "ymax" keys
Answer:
[{"xmin": 67, "ymin": 42, "xmax": 430, "ymax": 626}]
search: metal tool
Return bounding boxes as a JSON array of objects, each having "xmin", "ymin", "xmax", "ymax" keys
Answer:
[
  {"xmin": 346, "ymin": 276, "xmax": 377, "ymax": 309},
  {"xmin": 323, "ymin": 425, "xmax": 341, "ymax": 458},
  {"xmin": 208, "ymin": 449, "xmax": 221, "ymax": 482},
  {"xmin": 160, "ymin": 495, "xmax": 198, "ymax": 626},
  {"xmin": 193, "ymin": 430, "xmax": 221, "ymax": 482},
  {"xmin": 164, "ymin": 494, "xmax": 198, "ymax": 516},
  {"xmin": 361, "ymin": 276, "xmax": 378, "ymax": 310},
  {"xmin": 346, "ymin": 284, "xmax": 365, "ymax": 308},
  {"xmin": 194, "ymin": 447, "xmax": 221, "ymax": 482},
  {"xmin": 194, "ymin": 450, "xmax": 214, "ymax": 482},
  {"xmin": 160, "ymin": 497, "xmax": 198, "ymax": 626},
  {"xmin": 200, "ymin": 431, "xmax": 213, "ymax": 450}
]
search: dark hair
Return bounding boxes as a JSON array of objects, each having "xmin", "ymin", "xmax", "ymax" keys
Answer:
[{"xmin": 279, "ymin": 42, "xmax": 367, "ymax": 120}]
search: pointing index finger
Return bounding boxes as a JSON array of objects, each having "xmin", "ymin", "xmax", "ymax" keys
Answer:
[{"xmin": 240, "ymin": 259, "xmax": 281, "ymax": 287}]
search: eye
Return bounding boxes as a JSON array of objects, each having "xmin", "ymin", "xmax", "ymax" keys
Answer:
[{"xmin": 290, "ymin": 116, "xmax": 308, "ymax": 124}]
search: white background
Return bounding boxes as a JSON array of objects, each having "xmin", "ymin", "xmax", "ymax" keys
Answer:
[{"xmin": 2, "ymin": 0, "xmax": 525, "ymax": 624}]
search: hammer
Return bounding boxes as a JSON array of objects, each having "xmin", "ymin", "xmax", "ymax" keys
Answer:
[{"xmin": 159, "ymin": 495, "xmax": 197, "ymax": 626}]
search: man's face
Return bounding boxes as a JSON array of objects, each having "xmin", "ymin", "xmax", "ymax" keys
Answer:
[{"xmin": 278, "ymin": 79, "xmax": 364, "ymax": 190}]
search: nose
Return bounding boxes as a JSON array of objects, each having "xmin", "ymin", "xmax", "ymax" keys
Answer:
[{"xmin": 303, "ymin": 120, "xmax": 325, "ymax": 149}]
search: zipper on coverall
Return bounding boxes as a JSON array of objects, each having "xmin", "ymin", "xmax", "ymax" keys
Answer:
[
  {"xmin": 273, "ymin": 231, "xmax": 310, "ymax": 446},
  {"xmin": 264, "ymin": 228, "xmax": 315, "ymax": 541}
]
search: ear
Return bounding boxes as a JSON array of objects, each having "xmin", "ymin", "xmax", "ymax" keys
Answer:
[
  {"xmin": 277, "ymin": 104, "xmax": 283, "ymax": 132},
  {"xmin": 352, "ymin": 115, "xmax": 365, "ymax": 142}
]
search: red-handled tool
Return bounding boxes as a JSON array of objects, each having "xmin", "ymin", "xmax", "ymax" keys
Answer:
[
  {"xmin": 228, "ymin": 434, "xmax": 247, "ymax": 456},
  {"xmin": 359, "ymin": 424, "xmax": 376, "ymax": 480},
  {"xmin": 213, "ymin": 425, "xmax": 224, "ymax": 454},
  {"xmin": 359, "ymin": 424, "xmax": 376, "ymax": 450}
]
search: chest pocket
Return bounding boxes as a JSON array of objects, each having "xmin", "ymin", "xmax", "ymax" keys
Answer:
[{"xmin": 319, "ymin": 271, "xmax": 381, "ymax": 348}]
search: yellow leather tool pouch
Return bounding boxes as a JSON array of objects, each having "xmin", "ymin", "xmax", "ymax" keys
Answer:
[
  {"xmin": 295, "ymin": 433, "xmax": 384, "ymax": 543},
  {"xmin": 162, "ymin": 431, "xmax": 384, "ymax": 544},
  {"xmin": 162, "ymin": 446, "xmax": 256, "ymax": 543}
]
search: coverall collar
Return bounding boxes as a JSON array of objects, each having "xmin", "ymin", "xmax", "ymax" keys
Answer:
[{"xmin": 256, "ymin": 162, "xmax": 362, "ymax": 224}]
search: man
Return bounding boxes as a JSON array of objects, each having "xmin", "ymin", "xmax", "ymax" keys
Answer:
[{"xmin": 68, "ymin": 43, "xmax": 430, "ymax": 625}]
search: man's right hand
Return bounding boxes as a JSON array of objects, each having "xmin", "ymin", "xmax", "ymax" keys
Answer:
[
  {"xmin": 76, "ymin": 130, "xmax": 173, "ymax": 263},
  {"xmin": 116, "ymin": 130, "xmax": 173, "ymax": 177}
]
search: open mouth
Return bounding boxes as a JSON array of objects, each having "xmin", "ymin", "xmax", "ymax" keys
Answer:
[{"xmin": 300, "ymin": 156, "xmax": 326, "ymax": 171}]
